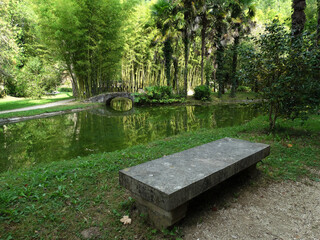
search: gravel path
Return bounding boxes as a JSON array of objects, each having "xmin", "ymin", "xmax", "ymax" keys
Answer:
[
  {"xmin": 181, "ymin": 174, "xmax": 320, "ymax": 240},
  {"xmin": 0, "ymin": 99, "xmax": 75, "ymax": 114}
]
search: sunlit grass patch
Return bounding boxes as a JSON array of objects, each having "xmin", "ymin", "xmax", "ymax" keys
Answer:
[{"xmin": 0, "ymin": 92, "xmax": 73, "ymax": 111}]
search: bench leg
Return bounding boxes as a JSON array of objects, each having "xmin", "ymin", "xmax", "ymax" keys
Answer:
[
  {"xmin": 133, "ymin": 194, "xmax": 188, "ymax": 229},
  {"xmin": 243, "ymin": 163, "xmax": 259, "ymax": 178}
]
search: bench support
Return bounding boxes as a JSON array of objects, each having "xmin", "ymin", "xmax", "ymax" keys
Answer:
[
  {"xmin": 134, "ymin": 194, "xmax": 188, "ymax": 229},
  {"xmin": 119, "ymin": 138, "xmax": 270, "ymax": 229}
]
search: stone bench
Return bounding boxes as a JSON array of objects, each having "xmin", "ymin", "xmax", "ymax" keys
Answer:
[{"xmin": 119, "ymin": 137, "xmax": 270, "ymax": 228}]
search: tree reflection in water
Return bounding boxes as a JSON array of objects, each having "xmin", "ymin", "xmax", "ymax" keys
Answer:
[{"xmin": 0, "ymin": 104, "xmax": 260, "ymax": 172}]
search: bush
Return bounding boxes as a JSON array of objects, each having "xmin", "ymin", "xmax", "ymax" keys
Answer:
[
  {"xmin": 58, "ymin": 87, "xmax": 72, "ymax": 92},
  {"xmin": 237, "ymin": 86, "xmax": 251, "ymax": 92},
  {"xmin": 242, "ymin": 19, "xmax": 320, "ymax": 130},
  {"xmin": 145, "ymin": 86, "xmax": 173, "ymax": 100},
  {"xmin": 194, "ymin": 85, "xmax": 211, "ymax": 100},
  {"xmin": 134, "ymin": 86, "xmax": 185, "ymax": 105}
]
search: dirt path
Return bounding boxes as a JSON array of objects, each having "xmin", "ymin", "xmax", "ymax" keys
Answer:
[
  {"xmin": 0, "ymin": 99, "xmax": 75, "ymax": 114},
  {"xmin": 181, "ymin": 174, "xmax": 320, "ymax": 240}
]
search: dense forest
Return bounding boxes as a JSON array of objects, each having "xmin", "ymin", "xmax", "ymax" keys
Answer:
[{"xmin": 0, "ymin": 0, "xmax": 320, "ymax": 128}]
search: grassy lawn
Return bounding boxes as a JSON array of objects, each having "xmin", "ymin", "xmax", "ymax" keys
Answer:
[
  {"xmin": 0, "ymin": 114, "xmax": 319, "ymax": 239},
  {"xmin": 0, "ymin": 103, "xmax": 99, "ymax": 119},
  {"xmin": 0, "ymin": 92, "xmax": 74, "ymax": 112}
]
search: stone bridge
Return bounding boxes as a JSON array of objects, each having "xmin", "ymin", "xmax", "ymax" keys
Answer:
[{"xmin": 87, "ymin": 92, "xmax": 134, "ymax": 106}]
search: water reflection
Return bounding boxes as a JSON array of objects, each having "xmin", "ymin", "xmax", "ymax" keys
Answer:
[
  {"xmin": 0, "ymin": 104, "xmax": 260, "ymax": 172},
  {"xmin": 110, "ymin": 97, "xmax": 133, "ymax": 111}
]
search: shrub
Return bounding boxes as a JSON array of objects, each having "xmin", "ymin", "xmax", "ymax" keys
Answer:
[
  {"xmin": 145, "ymin": 86, "xmax": 173, "ymax": 100},
  {"xmin": 237, "ymin": 86, "xmax": 251, "ymax": 92},
  {"xmin": 59, "ymin": 87, "xmax": 73, "ymax": 92},
  {"xmin": 194, "ymin": 85, "xmax": 211, "ymax": 100},
  {"xmin": 134, "ymin": 86, "xmax": 185, "ymax": 105}
]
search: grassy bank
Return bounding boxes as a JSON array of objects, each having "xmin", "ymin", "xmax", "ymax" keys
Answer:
[
  {"xmin": 0, "ymin": 93, "xmax": 73, "ymax": 112},
  {"xmin": 210, "ymin": 92, "xmax": 258, "ymax": 101},
  {"xmin": 0, "ymin": 92, "xmax": 258, "ymax": 118},
  {"xmin": 0, "ymin": 103, "xmax": 99, "ymax": 119},
  {"xmin": 0, "ymin": 115, "xmax": 319, "ymax": 239}
]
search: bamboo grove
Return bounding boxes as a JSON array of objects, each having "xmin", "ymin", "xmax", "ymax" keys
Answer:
[{"xmin": 0, "ymin": 0, "xmax": 320, "ymax": 99}]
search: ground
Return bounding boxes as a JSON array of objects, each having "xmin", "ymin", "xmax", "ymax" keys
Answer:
[
  {"xmin": 0, "ymin": 99, "xmax": 74, "ymax": 114},
  {"xmin": 181, "ymin": 172, "xmax": 320, "ymax": 240}
]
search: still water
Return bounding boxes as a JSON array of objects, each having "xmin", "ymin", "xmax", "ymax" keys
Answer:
[{"xmin": 0, "ymin": 104, "xmax": 260, "ymax": 172}]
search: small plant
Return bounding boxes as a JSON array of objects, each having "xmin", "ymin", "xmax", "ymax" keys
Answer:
[{"xmin": 194, "ymin": 85, "xmax": 211, "ymax": 100}]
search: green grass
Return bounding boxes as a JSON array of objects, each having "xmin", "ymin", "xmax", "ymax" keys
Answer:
[
  {"xmin": 211, "ymin": 92, "xmax": 259, "ymax": 101},
  {"xmin": 184, "ymin": 92, "xmax": 259, "ymax": 105},
  {"xmin": 0, "ymin": 103, "xmax": 99, "ymax": 119},
  {"xmin": 0, "ymin": 92, "xmax": 74, "ymax": 111},
  {"xmin": 0, "ymin": 114, "xmax": 319, "ymax": 239}
]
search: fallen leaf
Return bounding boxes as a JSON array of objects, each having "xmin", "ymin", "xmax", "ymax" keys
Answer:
[{"xmin": 120, "ymin": 215, "xmax": 132, "ymax": 225}]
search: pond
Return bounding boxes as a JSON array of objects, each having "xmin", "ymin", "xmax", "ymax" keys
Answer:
[{"xmin": 0, "ymin": 104, "xmax": 260, "ymax": 172}]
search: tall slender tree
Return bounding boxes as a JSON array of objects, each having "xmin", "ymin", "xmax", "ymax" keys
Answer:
[
  {"xmin": 291, "ymin": 0, "xmax": 306, "ymax": 35},
  {"xmin": 35, "ymin": 0, "xmax": 127, "ymax": 99},
  {"xmin": 229, "ymin": 0, "xmax": 255, "ymax": 98},
  {"xmin": 317, "ymin": 0, "xmax": 320, "ymax": 44},
  {"xmin": 151, "ymin": 0, "xmax": 180, "ymax": 87},
  {"xmin": 181, "ymin": 0, "xmax": 196, "ymax": 96},
  {"xmin": 199, "ymin": 1, "xmax": 207, "ymax": 85}
]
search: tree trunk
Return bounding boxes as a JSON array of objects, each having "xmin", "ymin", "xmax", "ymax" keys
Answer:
[
  {"xmin": 173, "ymin": 57, "xmax": 179, "ymax": 93},
  {"xmin": 216, "ymin": 43, "xmax": 225, "ymax": 98},
  {"xmin": 200, "ymin": 12, "xmax": 207, "ymax": 85},
  {"xmin": 183, "ymin": 28, "xmax": 190, "ymax": 97},
  {"xmin": 291, "ymin": 0, "xmax": 306, "ymax": 36},
  {"xmin": 230, "ymin": 29, "xmax": 240, "ymax": 98},
  {"xmin": 164, "ymin": 38, "xmax": 173, "ymax": 87},
  {"xmin": 215, "ymin": 20, "xmax": 225, "ymax": 98},
  {"xmin": 269, "ymin": 103, "xmax": 278, "ymax": 131},
  {"xmin": 317, "ymin": 0, "xmax": 320, "ymax": 44}
]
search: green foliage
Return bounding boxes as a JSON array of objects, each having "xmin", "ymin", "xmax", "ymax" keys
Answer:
[
  {"xmin": 134, "ymin": 86, "xmax": 186, "ymax": 104},
  {"xmin": 241, "ymin": 19, "xmax": 320, "ymax": 130},
  {"xmin": 237, "ymin": 85, "xmax": 251, "ymax": 92},
  {"xmin": 145, "ymin": 86, "xmax": 173, "ymax": 100},
  {"xmin": 6, "ymin": 57, "xmax": 63, "ymax": 98},
  {"xmin": 34, "ymin": 0, "xmax": 129, "ymax": 98},
  {"xmin": 0, "ymin": 0, "xmax": 20, "ymax": 81},
  {"xmin": 255, "ymin": 0, "xmax": 318, "ymax": 32},
  {"xmin": 58, "ymin": 88, "xmax": 72, "ymax": 92},
  {"xmin": 194, "ymin": 85, "xmax": 211, "ymax": 100}
]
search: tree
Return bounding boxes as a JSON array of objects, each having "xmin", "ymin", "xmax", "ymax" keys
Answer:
[
  {"xmin": 0, "ymin": 0, "xmax": 19, "ymax": 84},
  {"xmin": 229, "ymin": 0, "xmax": 255, "ymax": 98},
  {"xmin": 292, "ymin": 0, "xmax": 306, "ymax": 35},
  {"xmin": 151, "ymin": 0, "xmax": 180, "ymax": 87},
  {"xmin": 246, "ymin": 20, "xmax": 320, "ymax": 131},
  {"xmin": 198, "ymin": 0, "xmax": 207, "ymax": 85},
  {"xmin": 207, "ymin": 0, "xmax": 229, "ymax": 98},
  {"xmin": 318, "ymin": 0, "xmax": 320, "ymax": 43},
  {"xmin": 34, "ymin": 0, "xmax": 128, "ymax": 99},
  {"xmin": 181, "ymin": 0, "xmax": 197, "ymax": 96}
]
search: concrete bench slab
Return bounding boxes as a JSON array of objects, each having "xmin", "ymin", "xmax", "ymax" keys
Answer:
[{"xmin": 119, "ymin": 137, "xmax": 270, "ymax": 228}]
